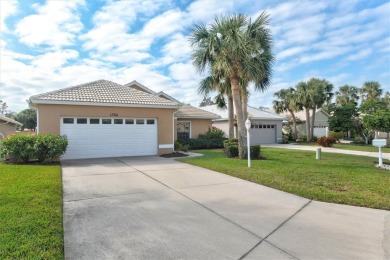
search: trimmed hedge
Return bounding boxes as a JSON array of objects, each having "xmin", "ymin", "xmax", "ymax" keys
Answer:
[
  {"xmin": 179, "ymin": 137, "xmax": 225, "ymax": 150},
  {"xmin": 223, "ymin": 138, "xmax": 261, "ymax": 159},
  {"xmin": 328, "ymin": 131, "xmax": 344, "ymax": 140},
  {"xmin": 1, "ymin": 134, "xmax": 68, "ymax": 163}
]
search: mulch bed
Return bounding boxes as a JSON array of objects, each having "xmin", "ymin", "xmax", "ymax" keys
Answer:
[{"xmin": 160, "ymin": 152, "xmax": 189, "ymax": 158}]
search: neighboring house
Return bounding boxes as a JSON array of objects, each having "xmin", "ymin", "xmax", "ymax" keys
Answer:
[
  {"xmin": 29, "ymin": 80, "xmax": 219, "ymax": 160},
  {"xmin": 201, "ymin": 105, "xmax": 285, "ymax": 144},
  {"xmin": 283, "ymin": 109, "xmax": 330, "ymax": 137},
  {"xmin": 0, "ymin": 114, "xmax": 22, "ymax": 139}
]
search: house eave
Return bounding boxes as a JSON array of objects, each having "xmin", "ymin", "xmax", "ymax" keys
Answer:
[{"xmin": 29, "ymin": 99, "xmax": 180, "ymax": 109}]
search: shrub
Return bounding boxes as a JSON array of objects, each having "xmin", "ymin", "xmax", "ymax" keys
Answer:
[
  {"xmin": 0, "ymin": 134, "xmax": 68, "ymax": 163},
  {"xmin": 249, "ymin": 145, "xmax": 261, "ymax": 159},
  {"xmin": 179, "ymin": 138, "xmax": 225, "ymax": 150},
  {"xmin": 311, "ymin": 136, "xmax": 318, "ymax": 142},
  {"xmin": 328, "ymin": 131, "xmax": 344, "ymax": 140},
  {"xmin": 174, "ymin": 140, "xmax": 182, "ymax": 151},
  {"xmin": 34, "ymin": 134, "xmax": 68, "ymax": 162},
  {"xmin": 224, "ymin": 144, "xmax": 239, "ymax": 158},
  {"xmin": 352, "ymin": 136, "xmax": 366, "ymax": 145},
  {"xmin": 198, "ymin": 127, "xmax": 225, "ymax": 139},
  {"xmin": 317, "ymin": 136, "xmax": 336, "ymax": 147},
  {"xmin": 282, "ymin": 134, "xmax": 289, "ymax": 144},
  {"xmin": 223, "ymin": 138, "xmax": 238, "ymax": 148}
]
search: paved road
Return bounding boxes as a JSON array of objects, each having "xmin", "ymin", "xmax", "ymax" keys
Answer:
[
  {"xmin": 62, "ymin": 156, "xmax": 389, "ymax": 260},
  {"xmin": 263, "ymin": 143, "xmax": 390, "ymax": 160}
]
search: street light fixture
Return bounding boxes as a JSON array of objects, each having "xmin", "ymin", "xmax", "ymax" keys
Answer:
[{"xmin": 245, "ymin": 118, "xmax": 251, "ymax": 168}]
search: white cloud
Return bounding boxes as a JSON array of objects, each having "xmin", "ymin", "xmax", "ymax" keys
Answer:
[
  {"xmin": 141, "ymin": 9, "xmax": 185, "ymax": 38},
  {"xmin": 15, "ymin": 0, "xmax": 85, "ymax": 48},
  {"xmin": 0, "ymin": 0, "xmax": 18, "ymax": 31},
  {"xmin": 345, "ymin": 48, "xmax": 372, "ymax": 62},
  {"xmin": 161, "ymin": 33, "xmax": 192, "ymax": 64}
]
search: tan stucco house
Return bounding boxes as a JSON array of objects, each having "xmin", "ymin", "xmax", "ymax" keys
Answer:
[
  {"xmin": 0, "ymin": 114, "xmax": 22, "ymax": 139},
  {"xmin": 29, "ymin": 80, "xmax": 219, "ymax": 159},
  {"xmin": 284, "ymin": 109, "xmax": 330, "ymax": 138}
]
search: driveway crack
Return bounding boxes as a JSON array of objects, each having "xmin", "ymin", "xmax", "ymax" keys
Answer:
[{"xmin": 238, "ymin": 200, "xmax": 312, "ymax": 260}]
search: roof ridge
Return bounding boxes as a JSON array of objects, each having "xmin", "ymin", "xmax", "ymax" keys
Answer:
[{"xmin": 248, "ymin": 105, "xmax": 284, "ymax": 117}]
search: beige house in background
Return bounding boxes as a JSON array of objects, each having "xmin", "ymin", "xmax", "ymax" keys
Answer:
[
  {"xmin": 29, "ymin": 80, "xmax": 219, "ymax": 160},
  {"xmin": 0, "ymin": 114, "xmax": 22, "ymax": 139},
  {"xmin": 283, "ymin": 109, "xmax": 330, "ymax": 137}
]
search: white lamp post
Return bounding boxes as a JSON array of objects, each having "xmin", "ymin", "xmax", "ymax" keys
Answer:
[{"xmin": 245, "ymin": 118, "xmax": 251, "ymax": 168}]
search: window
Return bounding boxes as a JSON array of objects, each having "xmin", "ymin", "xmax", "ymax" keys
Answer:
[
  {"xmin": 114, "ymin": 119, "xmax": 123, "ymax": 124},
  {"xmin": 63, "ymin": 118, "xmax": 74, "ymax": 124},
  {"xmin": 177, "ymin": 122, "xmax": 190, "ymax": 140},
  {"xmin": 136, "ymin": 119, "xmax": 144, "ymax": 124},
  {"xmin": 90, "ymin": 118, "xmax": 100, "ymax": 124},
  {"xmin": 125, "ymin": 119, "xmax": 134, "ymax": 124},
  {"xmin": 271, "ymin": 125, "xmax": 275, "ymax": 128},
  {"xmin": 102, "ymin": 119, "xmax": 111, "ymax": 124},
  {"xmin": 146, "ymin": 119, "xmax": 155, "ymax": 125},
  {"xmin": 77, "ymin": 118, "xmax": 87, "ymax": 124}
]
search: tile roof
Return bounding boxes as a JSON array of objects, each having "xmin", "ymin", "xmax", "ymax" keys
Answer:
[
  {"xmin": 30, "ymin": 80, "xmax": 180, "ymax": 107},
  {"xmin": 176, "ymin": 104, "xmax": 220, "ymax": 119},
  {"xmin": 201, "ymin": 105, "xmax": 285, "ymax": 121},
  {"xmin": 0, "ymin": 114, "xmax": 23, "ymax": 126}
]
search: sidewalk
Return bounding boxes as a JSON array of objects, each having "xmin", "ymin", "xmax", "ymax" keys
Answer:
[{"xmin": 263, "ymin": 143, "xmax": 390, "ymax": 160}]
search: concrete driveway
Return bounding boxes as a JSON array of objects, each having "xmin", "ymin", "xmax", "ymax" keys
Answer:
[{"xmin": 62, "ymin": 156, "xmax": 389, "ymax": 260}]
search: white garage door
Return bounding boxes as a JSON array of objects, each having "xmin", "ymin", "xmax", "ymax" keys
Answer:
[
  {"xmin": 60, "ymin": 117, "xmax": 157, "ymax": 159},
  {"xmin": 250, "ymin": 124, "xmax": 276, "ymax": 144}
]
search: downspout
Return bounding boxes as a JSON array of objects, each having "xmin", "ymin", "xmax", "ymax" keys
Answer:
[{"xmin": 172, "ymin": 108, "xmax": 179, "ymax": 152}]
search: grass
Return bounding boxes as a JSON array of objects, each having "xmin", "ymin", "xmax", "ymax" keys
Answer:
[
  {"xmin": 0, "ymin": 164, "xmax": 64, "ymax": 259},
  {"xmin": 178, "ymin": 148, "xmax": 390, "ymax": 210},
  {"xmin": 296, "ymin": 142, "xmax": 390, "ymax": 153}
]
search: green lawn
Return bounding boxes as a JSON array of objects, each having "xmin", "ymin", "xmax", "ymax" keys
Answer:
[
  {"xmin": 179, "ymin": 148, "xmax": 390, "ymax": 210},
  {"xmin": 296, "ymin": 142, "xmax": 390, "ymax": 153},
  {"xmin": 0, "ymin": 164, "xmax": 64, "ymax": 259}
]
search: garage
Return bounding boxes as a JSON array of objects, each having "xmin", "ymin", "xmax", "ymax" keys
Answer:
[
  {"xmin": 250, "ymin": 124, "xmax": 276, "ymax": 144},
  {"xmin": 60, "ymin": 117, "xmax": 157, "ymax": 159}
]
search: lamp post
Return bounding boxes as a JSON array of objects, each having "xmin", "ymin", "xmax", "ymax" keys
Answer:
[{"xmin": 245, "ymin": 118, "xmax": 251, "ymax": 168}]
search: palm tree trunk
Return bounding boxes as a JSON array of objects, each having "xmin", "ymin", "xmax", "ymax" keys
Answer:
[
  {"xmin": 228, "ymin": 95, "xmax": 234, "ymax": 138},
  {"xmin": 241, "ymin": 92, "xmax": 248, "ymax": 121},
  {"xmin": 231, "ymin": 77, "xmax": 245, "ymax": 159},
  {"xmin": 311, "ymin": 106, "xmax": 316, "ymax": 140},
  {"xmin": 305, "ymin": 108, "xmax": 311, "ymax": 141},
  {"xmin": 289, "ymin": 110, "xmax": 297, "ymax": 139}
]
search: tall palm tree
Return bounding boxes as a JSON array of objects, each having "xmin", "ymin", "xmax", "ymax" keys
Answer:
[
  {"xmin": 308, "ymin": 78, "xmax": 333, "ymax": 139},
  {"xmin": 335, "ymin": 85, "xmax": 359, "ymax": 106},
  {"xmin": 190, "ymin": 13, "xmax": 273, "ymax": 159},
  {"xmin": 273, "ymin": 88, "xmax": 299, "ymax": 139},
  {"xmin": 295, "ymin": 81, "xmax": 313, "ymax": 141},
  {"xmin": 360, "ymin": 81, "xmax": 382, "ymax": 102}
]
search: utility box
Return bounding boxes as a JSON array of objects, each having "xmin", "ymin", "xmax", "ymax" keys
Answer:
[{"xmin": 372, "ymin": 139, "xmax": 387, "ymax": 147}]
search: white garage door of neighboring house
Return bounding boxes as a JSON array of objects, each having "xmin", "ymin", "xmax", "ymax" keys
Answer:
[
  {"xmin": 313, "ymin": 126, "xmax": 327, "ymax": 137},
  {"xmin": 60, "ymin": 117, "xmax": 157, "ymax": 159},
  {"xmin": 250, "ymin": 124, "xmax": 276, "ymax": 144}
]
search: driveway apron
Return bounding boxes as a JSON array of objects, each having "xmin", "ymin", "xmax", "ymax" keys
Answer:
[{"xmin": 62, "ymin": 156, "xmax": 389, "ymax": 260}]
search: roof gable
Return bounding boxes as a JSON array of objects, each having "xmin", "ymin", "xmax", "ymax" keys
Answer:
[
  {"xmin": 176, "ymin": 104, "xmax": 220, "ymax": 119},
  {"xmin": 0, "ymin": 114, "xmax": 22, "ymax": 126}
]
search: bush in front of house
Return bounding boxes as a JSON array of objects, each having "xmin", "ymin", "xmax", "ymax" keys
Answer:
[
  {"xmin": 282, "ymin": 134, "xmax": 289, "ymax": 144},
  {"xmin": 179, "ymin": 137, "xmax": 225, "ymax": 150},
  {"xmin": 223, "ymin": 138, "xmax": 262, "ymax": 159},
  {"xmin": 328, "ymin": 131, "xmax": 344, "ymax": 141},
  {"xmin": 317, "ymin": 136, "xmax": 336, "ymax": 147},
  {"xmin": 34, "ymin": 134, "xmax": 68, "ymax": 162},
  {"xmin": 0, "ymin": 134, "xmax": 68, "ymax": 163},
  {"xmin": 198, "ymin": 127, "xmax": 225, "ymax": 139}
]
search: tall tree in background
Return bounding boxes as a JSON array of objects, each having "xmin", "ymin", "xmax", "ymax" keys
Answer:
[
  {"xmin": 15, "ymin": 109, "xmax": 37, "ymax": 131},
  {"xmin": 190, "ymin": 12, "xmax": 273, "ymax": 159},
  {"xmin": 273, "ymin": 88, "xmax": 299, "ymax": 139},
  {"xmin": 0, "ymin": 100, "xmax": 8, "ymax": 114},
  {"xmin": 295, "ymin": 81, "xmax": 313, "ymax": 141},
  {"xmin": 335, "ymin": 85, "xmax": 359, "ymax": 106},
  {"xmin": 360, "ymin": 81, "xmax": 382, "ymax": 102},
  {"xmin": 308, "ymin": 78, "xmax": 333, "ymax": 139}
]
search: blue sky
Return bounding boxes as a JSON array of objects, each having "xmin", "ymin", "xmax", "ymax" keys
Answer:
[{"xmin": 1, "ymin": 0, "xmax": 389, "ymax": 112}]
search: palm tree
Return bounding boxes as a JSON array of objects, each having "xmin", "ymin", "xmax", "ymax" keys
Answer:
[
  {"xmin": 273, "ymin": 88, "xmax": 299, "ymax": 139},
  {"xmin": 295, "ymin": 81, "xmax": 313, "ymax": 141},
  {"xmin": 308, "ymin": 78, "xmax": 333, "ymax": 139},
  {"xmin": 360, "ymin": 81, "xmax": 382, "ymax": 102},
  {"xmin": 190, "ymin": 13, "xmax": 273, "ymax": 159},
  {"xmin": 335, "ymin": 85, "xmax": 359, "ymax": 106}
]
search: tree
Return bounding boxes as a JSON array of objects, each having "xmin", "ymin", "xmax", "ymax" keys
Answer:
[
  {"xmin": 308, "ymin": 78, "xmax": 333, "ymax": 140},
  {"xmin": 295, "ymin": 81, "xmax": 313, "ymax": 141},
  {"xmin": 190, "ymin": 13, "xmax": 274, "ymax": 159},
  {"xmin": 360, "ymin": 81, "xmax": 382, "ymax": 102},
  {"xmin": 363, "ymin": 109, "xmax": 390, "ymax": 139},
  {"xmin": 335, "ymin": 85, "xmax": 359, "ymax": 106},
  {"xmin": 328, "ymin": 103, "xmax": 358, "ymax": 133},
  {"xmin": 273, "ymin": 88, "xmax": 299, "ymax": 139},
  {"xmin": 0, "ymin": 100, "xmax": 8, "ymax": 114},
  {"xmin": 15, "ymin": 109, "xmax": 37, "ymax": 131}
]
